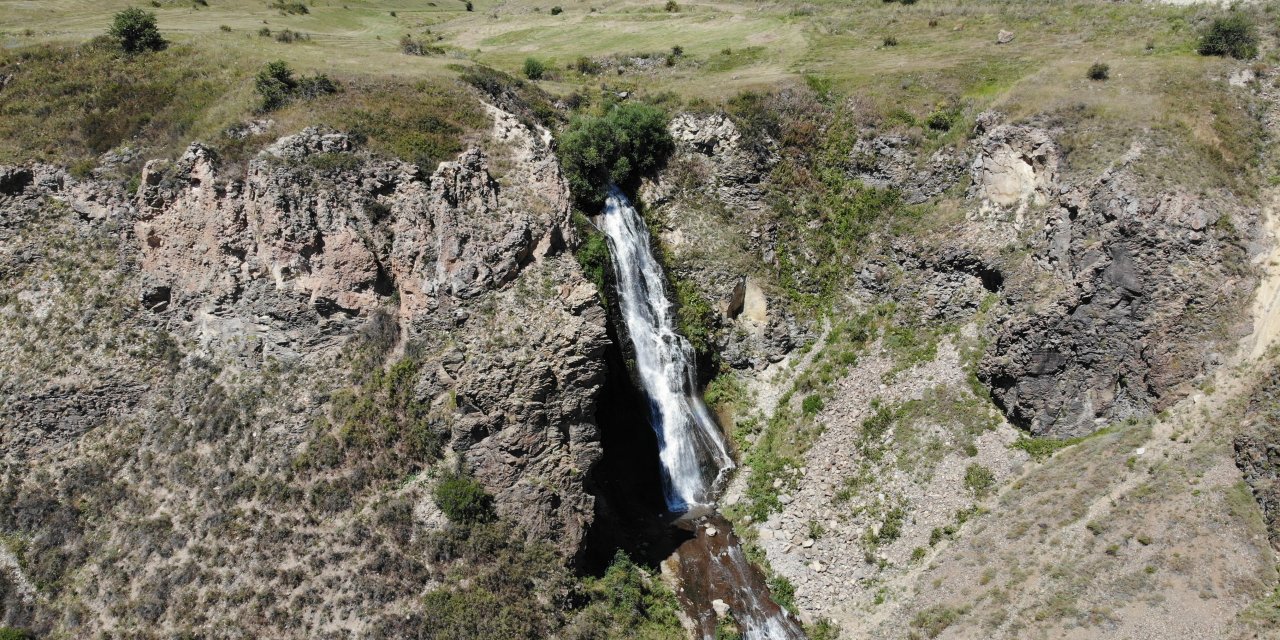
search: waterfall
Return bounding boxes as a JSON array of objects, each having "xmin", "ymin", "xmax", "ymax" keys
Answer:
[{"xmin": 598, "ymin": 187, "xmax": 734, "ymax": 511}]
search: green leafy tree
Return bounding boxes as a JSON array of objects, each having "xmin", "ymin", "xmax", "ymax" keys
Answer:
[
  {"xmin": 108, "ymin": 8, "xmax": 167, "ymax": 53},
  {"xmin": 557, "ymin": 102, "xmax": 674, "ymax": 209}
]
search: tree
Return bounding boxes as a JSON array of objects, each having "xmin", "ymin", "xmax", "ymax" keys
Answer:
[
  {"xmin": 1198, "ymin": 13, "xmax": 1258, "ymax": 60},
  {"xmin": 557, "ymin": 102, "xmax": 674, "ymax": 209},
  {"xmin": 109, "ymin": 8, "xmax": 167, "ymax": 54}
]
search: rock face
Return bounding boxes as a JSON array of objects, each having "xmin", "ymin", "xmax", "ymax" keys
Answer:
[
  {"xmin": 979, "ymin": 146, "xmax": 1255, "ymax": 436},
  {"xmin": 968, "ymin": 121, "xmax": 1058, "ymax": 220},
  {"xmin": 851, "ymin": 134, "xmax": 966, "ymax": 204},
  {"xmin": 1234, "ymin": 369, "xmax": 1280, "ymax": 550},
  {"xmin": 666, "ymin": 112, "xmax": 773, "ymax": 211},
  {"xmin": 132, "ymin": 120, "xmax": 607, "ymax": 547},
  {"xmin": 0, "ymin": 105, "xmax": 610, "ymax": 636}
]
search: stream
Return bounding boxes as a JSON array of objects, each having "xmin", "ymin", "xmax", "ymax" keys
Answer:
[{"xmin": 597, "ymin": 188, "xmax": 806, "ymax": 640}]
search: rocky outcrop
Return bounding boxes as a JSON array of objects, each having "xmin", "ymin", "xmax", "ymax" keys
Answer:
[
  {"xmin": 851, "ymin": 134, "xmax": 966, "ymax": 204},
  {"xmin": 1234, "ymin": 368, "xmax": 1280, "ymax": 550},
  {"xmin": 968, "ymin": 119, "xmax": 1058, "ymax": 221},
  {"xmin": 665, "ymin": 112, "xmax": 773, "ymax": 211},
  {"xmin": 981, "ymin": 159, "xmax": 1256, "ymax": 436}
]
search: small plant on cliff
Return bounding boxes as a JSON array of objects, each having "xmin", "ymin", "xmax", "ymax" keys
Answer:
[
  {"xmin": 433, "ymin": 472, "xmax": 496, "ymax": 525},
  {"xmin": 963, "ymin": 463, "xmax": 994, "ymax": 497},
  {"xmin": 557, "ymin": 102, "xmax": 674, "ymax": 209},
  {"xmin": 1198, "ymin": 13, "xmax": 1258, "ymax": 60},
  {"xmin": 109, "ymin": 8, "xmax": 167, "ymax": 54}
]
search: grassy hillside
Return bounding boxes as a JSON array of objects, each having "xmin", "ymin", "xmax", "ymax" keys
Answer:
[{"xmin": 1, "ymin": 0, "xmax": 1263, "ymax": 192}]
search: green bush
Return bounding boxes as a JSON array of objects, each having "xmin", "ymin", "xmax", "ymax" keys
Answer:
[
  {"xmin": 0, "ymin": 629, "xmax": 35, "ymax": 640},
  {"xmin": 523, "ymin": 57, "xmax": 547, "ymax": 80},
  {"xmin": 801, "ymin": 393, "xmax": 825, "ymax": 416},
  {"xmin": 109, "ymin": 8, "xmax": 167, "ymax": 54},
  {"xmin": 550, "ymin": 5, "xmax": 563, "ymax": 14},
  {"xmin": 1087, "ymin": 62, "xmax": 1110, "ymax": 81},
  {"xmin": 911, "ymin": 605, "xmax": 961, "ymax": 638},
  {"xmin": 664, "ymin": 0, "xmax": 679, "ymax": 11},
  {"xmin": 254, "ymin": 60, "xmax": 337, "ymax": 112},
  {"xmin": 767, "ymin": 574, "xmax": 796, "ymax": 613},
  {"xmin": 1198, "ymin": 13, "xmax": 1258, "ymax": 60},
  {"xmin": 255, "ymin": 60, "xmax": 297, "ymax": 111},
  {"xmin": 557, "ymin": 102, "xmax": 674, "ymax": 208},
  {"xmin": 269, "ymin": 0, "xmax": 310, "ymax": 14},
  {"xmin": 569, "ymin": 551, "xmax": 684, "ymax": 637},
  {"xmin": 574, "ymin": 229, "xmax": 611, "ymax": 294},
  {"xmin": 963, "ymin": 463, "xmax": 994, "ymax": 497},
  {"xmin": 433, "ymin": 472, "xmax": 496, "ymax": 524},
  {"xmin": 807, "ymin": 619, "xmax": 841, "ymax": 640}
]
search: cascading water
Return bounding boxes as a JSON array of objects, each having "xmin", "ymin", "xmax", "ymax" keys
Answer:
[
  {"xmin": 598, "ymin": 187, "xmax": 806, "ymax": 640},
  {"xmin": 598, "ymin": 187, "xmax": 735, "ymax": 511}
]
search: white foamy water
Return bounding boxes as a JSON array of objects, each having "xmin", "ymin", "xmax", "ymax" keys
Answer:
[{"xmin": 598, "ymin": 188, "xmax": 735, "ymax": 511}]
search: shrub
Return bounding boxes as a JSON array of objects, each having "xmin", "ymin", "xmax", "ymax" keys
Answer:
[
  {"xmin": 269, "ymin": 0, "xmax": 309, "ymax": 14},
  {"xmin": 523, "ymin": 57, "xmax": 547, "ymax": 80},
  {"xmin": 219, "ymin": 24, "xmax": 232, "ymax": 32},
  {"xmin": 767, "ymin": 575, "xmax": 796, "ymax": 613},
  {"xmin": 297, "ymin": 74, "xmax": 337, "ymax": 99},
  {"xmin": 465, "ymin": 0, "xmax": 474, "ymax": 10},
  {"xmin": 0, "ymin": 629, "xmax": 35, "ymax": 640},
  {"xmin": 550, "ymin": 5, "xmax": 563, "ymax": 14},
  {"xmin": 924, "ymin": 103, "xmax": 960, "ymax": 131},
  {"xmin": 254, "ymin": 61, "xmax": 337, "ymax": 111},
  {"xmin": 400, "ymin": 35, "xmax": 444, "ymax": 56},
  {"xmin": 109, "ymin": 8, "xmax": 167, "ymax": 54},
  {"xmin": 433, "ymin": 472, "xmax": 496, "ymax": 524},
  {"xmin": 575, "ymin": 230, "xmax": 611, "ymax": 293},
  {"xmin": 255, "ymin": 60, "xmax": 297, "ymax": 112},
  {"xmin": 573, "ymin": 56, "xmax": 602, "ymax": 75},
  {"xmin": 274, "ymin": 28, "xmax": 308, "ymax": 43},
  {"xmin": 801, "ymin": 394, "xmax": 825, "ymax": 416},
  {"xmin": 911, "ymin": 605, "xmax": 961, "ymax": 638},
  {"xmin": 883, "ymin": 35, "xmax": 898, "ymax": 47},
  {"xmin": 664, "ymin": 0, "xmax": 679, "ymax": 11},
  {"xmin": 963, "ymin": 463, "xmax": 994, "ymax": 497},
  {"xmin": 1087, "ymin": 62, "xmax": 1109, "ymax": 81},
  {"xmin": 1198, "ymin": 13, "xmax": 1258, "ymax": 60},
  {"xmin": 557, "ymin": 102, "xmax": 674, "ymax": 208}
]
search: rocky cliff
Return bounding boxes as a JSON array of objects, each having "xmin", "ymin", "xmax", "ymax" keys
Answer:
[{"xmin": 0, "ymin": 104, "xmax": 610, "ymax": 637}]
